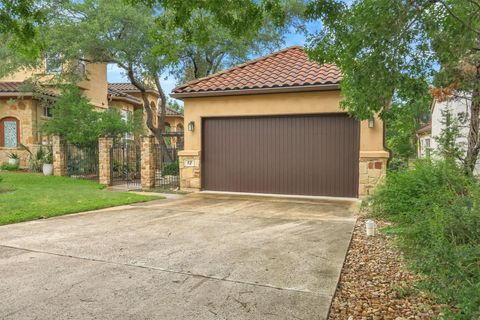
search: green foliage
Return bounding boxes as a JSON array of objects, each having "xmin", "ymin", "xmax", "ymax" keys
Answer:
[
  {"xmin": 1, "ymin": 162, "xmax": 20, "ymax": 171},
  {"xmin": 371, "ymin": 160, "xmax": 480, "ymax": 319},
  {"xmin": 42, "ymin": 85, "xmax": 142, "ymax": 146},
  {"xmin": 19, "ymin": 143, "xmax": 45, "ymax": 172},
  {"xmin": 162, "ymin": 160, "xmax": 179, "ymax": 176},
  {"xmin": 43, "ymin": 149, "xmax": 53, "ymax": 164},
  {"xmin": 306, "ymin": 0, "xmax": 479, "ymax": 120},
  {"xmin": 435, "ymin": 108, "xmax": 466, "ymax": 163},
  {"xmin": 384, "ymin": 96, "xmax": 431, "ymax": 167},
  {"xmin": 7, "ymin": 152, "xmax": 20, "ymax": 160}
]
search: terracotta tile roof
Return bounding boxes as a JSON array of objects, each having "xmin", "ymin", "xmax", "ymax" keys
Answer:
[
  {"xmin": 417, "ymin": 124, "xmax": 432, "ymax": 135},
  {"xmin": 164, "ymin": 108, "xmax": 183, "ymax": 116},
  {"xmin": 108, "ymin": 83, "xmax": 158, "ymax": 95},
  {"xmin": 0, "ymin": 81, "xmax": 56, "ymax": 97},
  {"xmin": 0, "ymin": 82, "xmax": 21, "ymax": 93},
  {"xmin": 171, "ymin": 46, "xmax": 341, "ymax": 98}
]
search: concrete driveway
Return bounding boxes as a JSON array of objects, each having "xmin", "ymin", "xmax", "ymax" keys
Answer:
[{"xmin": 0, "ymin": 193, "xmax": 357, "ymax": 320}]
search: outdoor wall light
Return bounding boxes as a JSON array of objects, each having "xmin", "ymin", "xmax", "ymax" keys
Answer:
[
  {"xmin": 368, "ymin": 117, "xmax": 375, "ymax": 128},
  {"xmin": 187, "ymin": 121, "xmax": 195, "ymax": 132}
]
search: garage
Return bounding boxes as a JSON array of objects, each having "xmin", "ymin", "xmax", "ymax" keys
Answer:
[
  {"xmin": 171, "ymin": 46, "xmax": 389, "ymax": 198},
  {"xmin": 202, "ymin": 114, "xmax": 360, "ymax": 197}
]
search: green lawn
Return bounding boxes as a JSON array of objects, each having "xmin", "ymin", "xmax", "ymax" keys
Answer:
[{"xmin": 0, "ymin": 172, "xmax": 160, "ymax": 225}]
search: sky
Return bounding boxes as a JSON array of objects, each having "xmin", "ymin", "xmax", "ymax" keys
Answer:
[{"xmin": 107, "ymin": 21, "xmax": 320, "ymax": 99}]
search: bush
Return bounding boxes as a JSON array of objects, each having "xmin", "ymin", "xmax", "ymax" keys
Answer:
[
  {"xmin": 371, "ymin": 160, "xmax": 480, "ymax": 319},
  {"xmin": 1, "ymin": 162, "xmax": 20, "ymax": 171},
  {"xmin": 162, "ymin": 160, "xmax": 179, "ymax": 176}
]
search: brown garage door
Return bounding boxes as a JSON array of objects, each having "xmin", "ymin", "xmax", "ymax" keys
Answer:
[{"xmin": 202, "ymin": 114, "xmax": 360, "ymax": 197}]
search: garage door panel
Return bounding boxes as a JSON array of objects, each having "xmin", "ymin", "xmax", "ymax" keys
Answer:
[{"xmin": 202, "ymin": 114, "xmax": 360, "ymax": 197}]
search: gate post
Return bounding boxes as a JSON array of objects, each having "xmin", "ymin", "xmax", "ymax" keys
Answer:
[
  {"xmin": 141, "ymin": 135, "xmax": 156, "ymax": 189},
  {"xmin": 98, "ymin": 136, "xmax": 113, "ymax": 186},
  {"xmin": 52, "ymin": 135, "xmax": 67, "ymax": 176}
]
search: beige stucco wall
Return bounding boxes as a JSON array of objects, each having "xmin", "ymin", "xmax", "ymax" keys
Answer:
[
  {"xmin": 1, "ymin": 62, "xmax": 109, "ymax": 108},
  {"xmin": 182, "ymin": 90, "xmax": 385, "ymax": 154},
  {"xmin": 179, "ymin": 90, "xmax": 389, "ymax": 196},
  {"xmin": 78, "ymin": 63, "xmax": 109, "ymax": 108}
]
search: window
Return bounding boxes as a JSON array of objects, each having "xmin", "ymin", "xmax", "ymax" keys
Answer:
[
  {"xmin": 45, "ymin": 54, "xmax": 62, "ymax": 74},
  {"xmin": 43, "ymin": 106, "xmax": 53, "ymax": 118},
  {"xmin": 0, "ymin": 117, "xmax": 20, "ymax": 148},
  {"xmin": 120, "ymin": 110, "xmax": 133, "ymax": 141}
]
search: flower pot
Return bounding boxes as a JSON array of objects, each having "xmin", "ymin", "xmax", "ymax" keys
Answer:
[
  {"xmin": 43, "ymin": 163, "xmax": 53, "ymax": 176},
  {"xmin": 8, "ymin": 158, "xmax": 19, "ymax": 166}
]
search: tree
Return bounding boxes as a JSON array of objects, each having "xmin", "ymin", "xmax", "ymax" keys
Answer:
[
  {"xmin": 160, "ymin": 1, "xmax": 304, "ymax": 82},
  {"xmin": 42, "ymin": 85, "xmax": 141, "ymax": 146},
  {"xmin": 305, "ymin": 0, "xmax": 480, "ymax": 174},
  {"xmin": 1, "ymin": 0, "xmax": 178, "ymax": 160}
]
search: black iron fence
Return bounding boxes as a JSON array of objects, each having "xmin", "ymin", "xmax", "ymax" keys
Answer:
[
  {"xmin": 154, "ymin": 145, "xmax": 180, "ymax": 190},
  {"xmin": 110, "ymin": 140, "xmax": 141, "ymax": 189},
  {"xmin": 65, "ymin": 144, "xmax": 99, "ymax": 181}
]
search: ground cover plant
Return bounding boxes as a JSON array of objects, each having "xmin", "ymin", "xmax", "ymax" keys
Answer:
[
  {"xmin": 0, "ymin": 172, "xmax": 160, "ymax": 225},
  {"xmin": 370, "ymin": 160, "xmax": 480, "ymax": 319}
]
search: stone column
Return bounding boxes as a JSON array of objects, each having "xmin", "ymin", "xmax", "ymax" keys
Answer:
[
  {"xmin": 358, "ymin": 151, "xmax": 389, "ymax": 197},
  {"xmin": 178, "ymin": 150, "xmax": 201, "ymax": 192},
  {"xmin": 52, "ymin": 135, "xmax": 67, "ymax": 176},
  {"xmin": 98, "ymin": 137, "xmax": 113, "ymax": 186},
  {"xmin": 141, "ymin": 135, "xmax": 156, "ymax": 189}
]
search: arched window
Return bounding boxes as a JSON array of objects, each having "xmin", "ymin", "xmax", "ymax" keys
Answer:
[
  {"xmin": 0, "ymin": 117, "xmax": 20, "ymax": 148},
  {"xmin": 176, "ymin": 124, "xmax": 184, "ymax": 132}
]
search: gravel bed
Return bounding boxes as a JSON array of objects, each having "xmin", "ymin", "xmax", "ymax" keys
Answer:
[{"xmin": 328, "ymin": 217, "xmax": 445, "ymax": 320}]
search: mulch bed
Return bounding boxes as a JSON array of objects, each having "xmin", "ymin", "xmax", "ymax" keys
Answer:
[{"xmin": 328, "ymin": 217, "xmax": 445, "ymax": 320}]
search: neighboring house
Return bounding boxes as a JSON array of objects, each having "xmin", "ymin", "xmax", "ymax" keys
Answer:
[
  {"xmin": 417, "ymin": 122, "xmax": 432, "ymax": 158},
  {"xmin": 419, "ymin": 94, "xmax": 479, "ymax": 173},
  {"xmin": 171, "ymin": 46, "xmax": 389, "ymax": 198},
  {"xmin": 0, "ymin": 62, "xmax": 183, "ymax": 167}
]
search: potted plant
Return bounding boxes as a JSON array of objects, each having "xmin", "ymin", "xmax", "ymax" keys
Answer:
[
  {"xmin": 7, "ymin": 153, "xmax": 20, "ymax": 166},
  {"xmin": 42, "ymin": 150, "xmax": 53, "ymax": 176}
]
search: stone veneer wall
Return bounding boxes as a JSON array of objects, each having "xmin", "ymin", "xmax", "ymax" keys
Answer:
[
  {"xmin": 358, "ymin": 157, "xmax": 388, "ymax": 197},
  {"xmin": 178, "ymin": 150, "xmax": 201, "ymax": 191},
  {"xmin": 52, "ymin": 135, "xmax": 66, "ymax": 176},
  {"xmin": 140, "ymin": 135, "xmax": 156, "ymax": 189},
  {"xmin": 98, "ymin": 137, "xmax": 113, "ymax": 185}
]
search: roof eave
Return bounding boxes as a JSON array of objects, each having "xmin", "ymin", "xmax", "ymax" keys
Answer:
[{"xmin": 170, "ymin": 84, "xmax": 340, "ymax": 100}]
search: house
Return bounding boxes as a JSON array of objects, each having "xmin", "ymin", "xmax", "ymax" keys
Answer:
[
  {"xmin": 418, "ymin": 93, "xmax": 479, "ymax": 173},
  {"xmin": 0, "ymin": 62, "xmax": 183, "ymax": 167},
  {"xmin": 171, "ymin": 46, "xmax": 389, "ymax": 198}
]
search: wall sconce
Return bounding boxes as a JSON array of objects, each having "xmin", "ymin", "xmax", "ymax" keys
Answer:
[
  {"xmin": 187, "ymin": 121, "xmax": 195, "ymax": 132},
  {"xmin": 368, "ymin": 117, "xmax": 375, "ymax": 128}
]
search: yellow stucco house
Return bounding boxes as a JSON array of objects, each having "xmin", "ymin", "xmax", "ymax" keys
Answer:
[
  {"xmin": 0, "ymin": 62, "xmax": 183, "ymax": 167},
  {"xmin": 172, "ymin": 47, "xmax": 389, "ymax": 198}
]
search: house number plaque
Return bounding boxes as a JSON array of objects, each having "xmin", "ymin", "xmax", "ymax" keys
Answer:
[{"xmin": 184, "ymin": 159, "xmax": 195, "ymax": 167}]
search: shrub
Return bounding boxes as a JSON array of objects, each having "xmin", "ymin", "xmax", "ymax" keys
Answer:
[
  {"xmin": 1, "ymin": 162, "xmax": 20, "ymax": 171},
  {"xmin": 371, "ymin": 160, "xmax": 480, "ymax": 319},
  {"xmin": 162, "ymin": 160, "xmax": 179, "ymax": 176}
]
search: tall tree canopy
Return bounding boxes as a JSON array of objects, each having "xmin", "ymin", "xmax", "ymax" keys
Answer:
[{"xmin": 306, "ymin": 0, "xmax": 480, "ymax": 172}]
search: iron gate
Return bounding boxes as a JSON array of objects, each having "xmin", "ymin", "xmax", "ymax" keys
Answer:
[
  {"xmin": 65, "ymin": 143, "xmax": 99, "ymax": 181},
  {"xmin": 110, "ymin": 140, "xmax": 141, "ymax": 189},
  {"xmin": 154, "ymin": 145, "xmax": 180, "ymax": 190}
]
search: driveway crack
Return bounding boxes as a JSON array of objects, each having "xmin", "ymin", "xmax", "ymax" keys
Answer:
[{"xmin": 0, "ymin": 244, "xmax": 322, "ymax": 295}]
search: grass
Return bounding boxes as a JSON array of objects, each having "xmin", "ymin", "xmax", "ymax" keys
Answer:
[{"xmin": 0, "ymin": 172, "xmax": 161, "ymax": 225}]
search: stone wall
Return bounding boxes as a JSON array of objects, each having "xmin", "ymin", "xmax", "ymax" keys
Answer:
[
  {"xmin": 358, "ymin": 157, "xmax": 388, "ymax": 197},
  {"xmin": 98, "ymin": 137, "xmax": 113, "ymax": 185},
  {"xmin": 140, "ymin": 135, "xmax": 156, "ymax": 189},
  {"xmin": 52, "ymin": 135, "xmax": 66, "ymax": 176},
  {"xmin": 178, "ymin": 150, "xmax": 201, "ymax": 191},
  {"xmin": 0, "ymin": 98, "xmax": 36, "ymax": 168}
]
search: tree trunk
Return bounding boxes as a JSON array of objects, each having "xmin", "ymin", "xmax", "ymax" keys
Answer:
[
  {"xmin": 125, "ymin": 67, "xmax": 172, "ymax": 163},
  {"xmin": 465, "ymin": 87, "xmax": 480, "ymax": 175}
]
